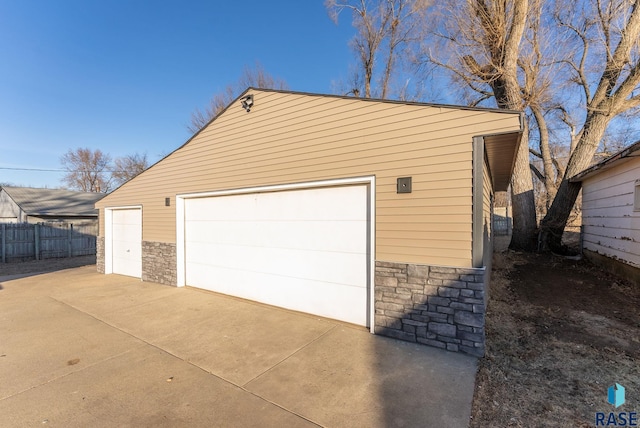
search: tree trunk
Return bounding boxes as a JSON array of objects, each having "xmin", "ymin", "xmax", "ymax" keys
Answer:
[
  {"xmin": 538, "ymin": 179, "xmax": 581, "ymax": 251},
  {"xmin": 493, "ymin": 72, "xmax": 538, "ymax": 251},
  {"xmin": 509, "ymin": 129, "xmax": 539, "ymax": 250},
  {"xmin": 531, "ymin": 106, "xmax": 556, "ymax": 208},
  {"xmin": 540, "ymin": 112, "xmax": 610, "ymax": 250},
  {"xmin": 484, "ymin": 0, "xmax": 537, "ymax": 251}
]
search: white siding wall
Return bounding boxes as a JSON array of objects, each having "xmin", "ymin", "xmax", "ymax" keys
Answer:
[
  {"xmin": 581, "ymin": 158, "xmax": 640, "ymax": 268},
  {"xmin": 0, "ymin": 190, "xmax": 23, "ymax": 223}
]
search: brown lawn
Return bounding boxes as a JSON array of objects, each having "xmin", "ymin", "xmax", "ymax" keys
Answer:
[{"xmin": 471, "ymin": 249, "xmax": 639, "ymax": 427}]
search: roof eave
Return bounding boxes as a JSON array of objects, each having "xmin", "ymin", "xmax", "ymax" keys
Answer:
[
  {"xmin": 571, "ymin": 140, "xmax": 640, "ymax": 182},
  {"xmin": 482, "ymin": 130, "xmax": 523, "ymax": 192}
]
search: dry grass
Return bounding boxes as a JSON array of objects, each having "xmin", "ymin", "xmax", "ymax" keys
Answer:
[{"xmin": 471, "ymin": 251, "xmax": 640, "ymax": 427}]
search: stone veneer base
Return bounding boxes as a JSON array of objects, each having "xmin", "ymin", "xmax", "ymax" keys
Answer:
[
  {"xmin": 96, "ymin": 237, "xmax": 105, "ymax": 274},
  {"xmin": 97, "ymin": 239, "xmax": 176, "ymax": 285},
  {"xmin": 141, "ymin": 241, "xmax": 177, "ymax": 286},
  {"xmin": 375, "ymin": 261, "xmax": 486, "ymax": 357}
]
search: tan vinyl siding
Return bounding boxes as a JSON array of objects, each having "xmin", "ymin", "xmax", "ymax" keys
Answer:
[
  {"xmin": 97, "ymin": 90, "xmax": 521, "ymax": 267},
  {"xmin": 581, "ymin": 158, "xmax": 640, "ymax": 268}
]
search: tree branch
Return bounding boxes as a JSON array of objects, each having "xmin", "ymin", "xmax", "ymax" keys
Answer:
[
  {"xmin": 529, "ymin": 148, "xmax": 543, "ymax": 159},
  {"xmin": 621, "ymin": 92, "xmax": 640, "ymax": 111},
  {"xmin": 469, "ymin": 94, "xmax": 492, "ymax": 107},
  {"xmin": 530, "ymin": 163, "xmax": 545, "ymax": 181},
  {"xmin": 590, "ymin": 0, "xmax": 640, "ymax": 106},
  {"xmin": 503, "ymin": 0, "xmax": 529, "ymax": 69},
  {"xmin": 556, "ymin": 19, "xmax": 592, "ymax": 102},
  {"xmin": 552, "ymin": 157, "xmax": 564, "ymax": 179}
]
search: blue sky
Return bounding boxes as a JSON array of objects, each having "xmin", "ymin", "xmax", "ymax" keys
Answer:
[
  {"xmin": 3, "ymin": 1, "xmax": 637, "ymax": 189},
  {"xmin": 0, "ymin": 1, "xmax": 358, "ymax": 188}
]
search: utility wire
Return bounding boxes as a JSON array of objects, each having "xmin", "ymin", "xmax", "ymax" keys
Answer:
[
  {"xmin": 0, "ymin": 167, "xmax": 132, "ymax": 173},
  {"xmin": 0, "ymin": 167, "xmax": 65, "ymax": 172}
]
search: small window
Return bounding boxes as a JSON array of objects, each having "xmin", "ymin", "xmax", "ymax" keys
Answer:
[{"xmin": 635, "ymin": 180, "xmax": 640, "ymax": 211}]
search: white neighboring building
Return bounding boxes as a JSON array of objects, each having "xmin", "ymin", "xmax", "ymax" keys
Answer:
[{"xmin": 571, "ymin": 141, "xmax": 640, "ymax": 283}]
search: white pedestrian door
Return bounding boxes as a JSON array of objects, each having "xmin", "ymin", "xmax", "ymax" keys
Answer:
[{"xmin": 112, "ymin": 208, "xmax": 142, "ymax": 278}]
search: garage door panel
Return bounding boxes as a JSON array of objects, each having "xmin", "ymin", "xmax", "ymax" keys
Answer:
[
  {"xmin": 113, "ymin": 239, "xmax": 140, "ymax": 258},
  {"xmin": 113, "ymin": 209, "xmax": 141, "ymax": 225},
  {"xmin": 186, "ymin": 243, "xmax": 367, "ymax": 287},
  {"xmin": 186, "ymin": 240, "xmax": 367, "ymax": 285},
  {"xmin": 185, "ymin": 220, "xmax": 367, "ymax": 253},
  {"xmin": 112, "ymin": 242, "xmax": 141, "ymax": 262},
  {"xmin": 186, "ymin": 186, "xmax": 366, "ymax": 222},
  {"xmin": 112, "ymin": 224, "xmax": 141, "ymax": 239},
  {"xmin": 186, "ymin": 263, "xmax": 367, "ymax": 326},
  {"xmin": 113, "ymin": 254, "xmax": 140, "ymax": 273},
  {"xmin": 184, "ymin": 184, "xmax": 369, "ymax": 326}
]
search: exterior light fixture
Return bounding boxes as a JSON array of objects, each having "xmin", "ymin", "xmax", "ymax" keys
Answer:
[
  {"xmin": 241, "ymin": 95, "xmax": 254, "ymax": 112},
  {"xmin": 397, "ymin": 177, "xmax": 412, "ymax": 193}
]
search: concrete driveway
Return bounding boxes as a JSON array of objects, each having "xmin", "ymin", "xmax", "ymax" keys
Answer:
[{"xmin": 0, "ymin": 266, "xmax": 477, "ymax": 427}]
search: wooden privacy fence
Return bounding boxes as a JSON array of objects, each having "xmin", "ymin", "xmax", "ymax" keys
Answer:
[
  {"xmin": 493, "ymin": 207, "xmax": 512, "ymax": 236},
  {"xmin": 0, "ymin": 222, "xmax": 97, "ymax": 262}
]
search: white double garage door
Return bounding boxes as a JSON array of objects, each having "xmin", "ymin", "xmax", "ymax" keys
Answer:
[{"xmin": 110, "ymin": 182, "xmax": 372, "ymax": 327}]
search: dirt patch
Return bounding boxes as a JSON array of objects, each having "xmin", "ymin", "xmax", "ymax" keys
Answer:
[
  {"xmin": 0, "ymin": 255, "xmax": 96, "ymax": 277},
  {"xmin": 471, "ymin": 251, "xmax": 640, "ymax": 427},
  {"xmin": 510, "ymin": 253, "xmax": 640, "ymax": 356}
]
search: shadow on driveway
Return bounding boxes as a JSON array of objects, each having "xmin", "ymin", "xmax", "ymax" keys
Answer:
[
  {"xmin": 0, "ymin": 255, "xmax": 95, "ymax": 279},
  {"xmin": 0, "ymin": 267, "xmax": 477, "ymax": 427}
]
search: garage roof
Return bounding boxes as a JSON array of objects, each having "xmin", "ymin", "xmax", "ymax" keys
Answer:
[{"xmin": 1, "ymin": 186, "xmax": 105, "ymax": 217}]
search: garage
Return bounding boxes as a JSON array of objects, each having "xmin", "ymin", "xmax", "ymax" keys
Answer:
[
  {"xmin": 109, "ymin": 208, "xmax": 142, "ymax": 278},
  {"xmin": 181, "ymin": 184, "xmax": 370, "ymax": 326},
  {"xmin": 96, "ymin": 88, "xmax": 525, "ymax": 355}
]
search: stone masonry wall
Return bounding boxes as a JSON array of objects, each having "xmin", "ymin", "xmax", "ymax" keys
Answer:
[
  {"xmin": 96, "ymin": 237, "xmax": 105, "ymax": 273},
  {"xmin": 142, "ymin": 241, "xmax": 177, "ymax": 286},
  {"xmin": 375, "ymin": 261, "xmax": 486, "ymax": 357}
]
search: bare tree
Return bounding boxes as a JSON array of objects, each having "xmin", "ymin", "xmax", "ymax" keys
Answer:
[
  {"xmin": 60, "ymin": 148, "xmax": 113, "ymax": 193},
  {"xmin": 523, "ymin": 9, "xmax": 562, "ymax": 211},
  {"xmin": 540, "ymin": 0, "xmax": 640, "ymax": 250},
  {"xmin": 326, "ymin": 0, "xmax": 429, "ymax": 99},
  {"xmin": 187, "ymin": 63, "xmax": 288, "ymax": 133},
  {"xmin": 425, "ymin": 0, "xmax": 541, "ymax": 250},
  {"xmin": 423, "ymin": 0, "xmax": 640, "ymax": 251},
  {"xmin": 112, "ymin": 152, "xmax": 149, "ymax": 186}
]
